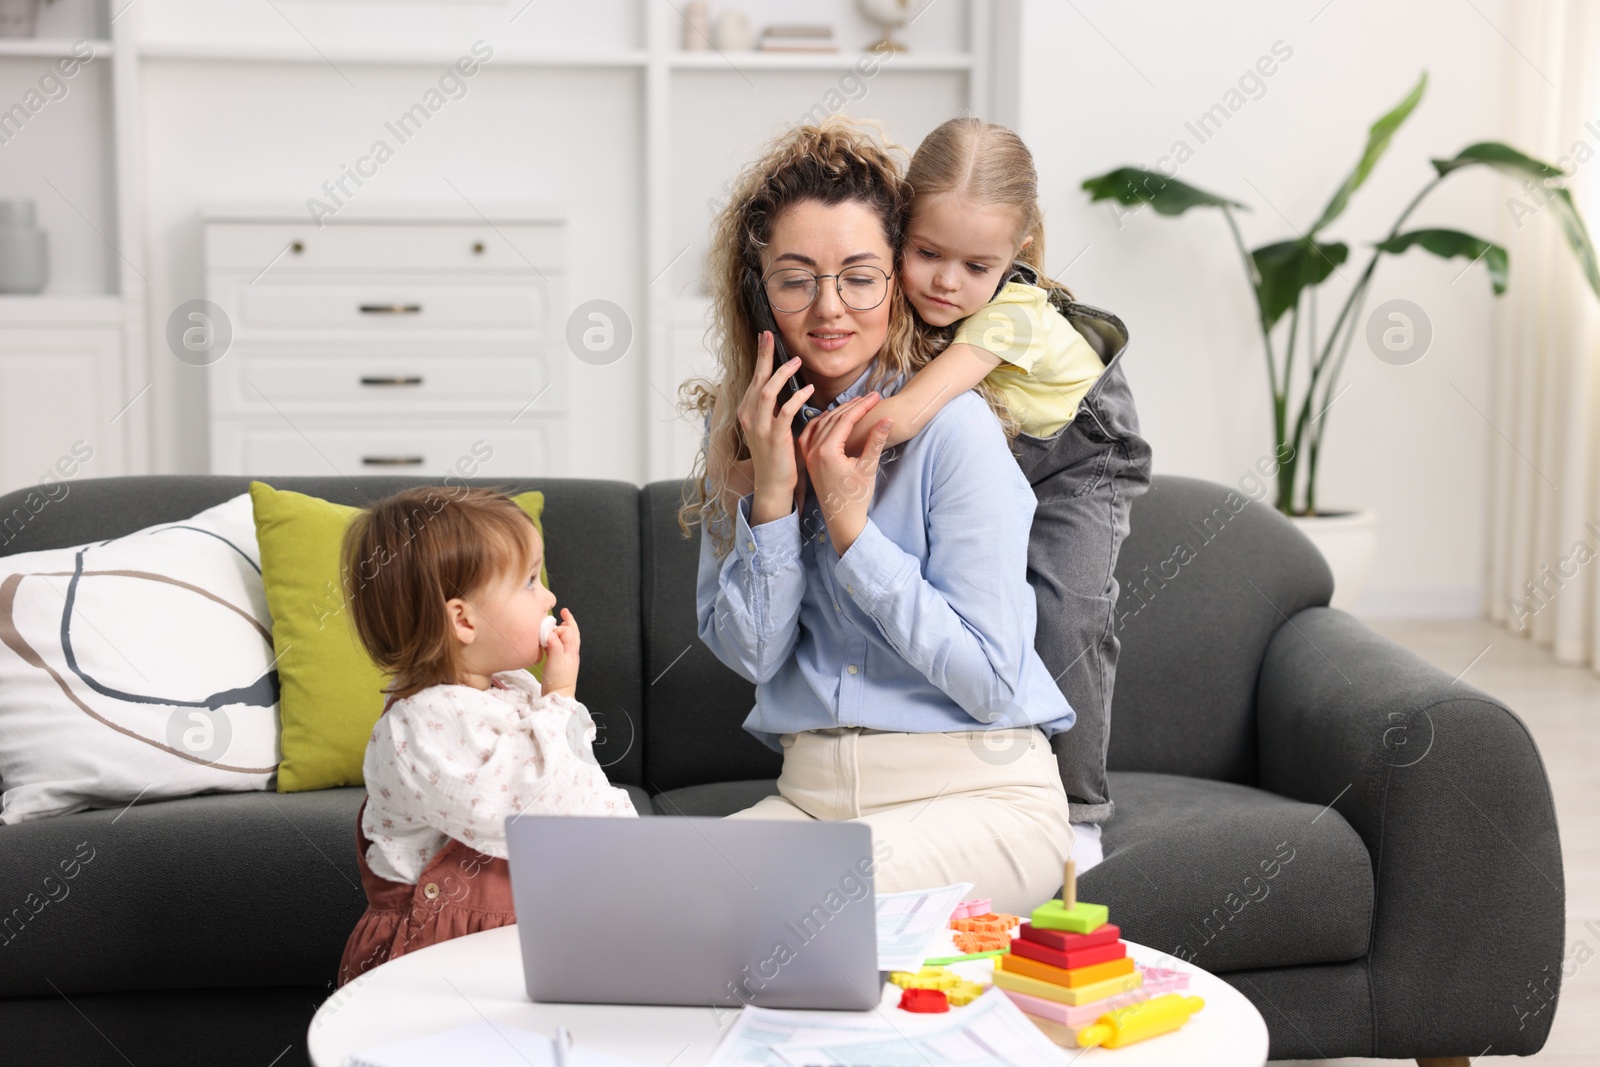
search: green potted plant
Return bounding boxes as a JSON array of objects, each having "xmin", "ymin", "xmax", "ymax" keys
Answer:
[{"xmin": 1082, "ymin": 72, "xmax": 1600, "ymax": 610}]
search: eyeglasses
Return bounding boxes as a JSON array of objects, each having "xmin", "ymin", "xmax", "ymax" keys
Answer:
[{"xmin": 762, "ymin": 265, "xmax": 892, "ymax": 313}]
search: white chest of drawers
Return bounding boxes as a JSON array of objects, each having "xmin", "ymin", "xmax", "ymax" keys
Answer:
[{"xmin": 202, "ymin": 206, "xmax": 566, "ymax": 479}]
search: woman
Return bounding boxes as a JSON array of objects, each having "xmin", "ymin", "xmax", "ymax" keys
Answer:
[{"xmin": 678, "ymin": 118, "xmax": 1074, "ymax": 916}]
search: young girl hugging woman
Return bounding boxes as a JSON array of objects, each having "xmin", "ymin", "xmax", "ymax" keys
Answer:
[
  {"xmin": 814, "ymin": 118, "xmax": 1154, "ymax": 862},
  {"xmin": 685, "ymin": 117, "xmax": 1079, "ymax": 917},
  {"xmin": 335, "ymin": 486, "xmax": 637, "ymax": 987}
]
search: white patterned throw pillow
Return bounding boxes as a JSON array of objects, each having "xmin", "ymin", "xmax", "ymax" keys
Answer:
[{"xmin": 0, "ymin": 493, "xmax": 280, "ymax": 823}]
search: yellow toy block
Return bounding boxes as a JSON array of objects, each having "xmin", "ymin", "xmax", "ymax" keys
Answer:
[
  {"xmin": 890, "ymin": 967, "xmax": 953, "ymax": 990},
  {"xmin": 992, "ymin": 966, "xmax": 1143, "ymax": 1006},
  {"xmin": 887, "ymin": 965, "xmax": 985, "ymax": 1006},
  {"xmin": 944, "ymin": 979, "xmax": 985, "ymax": 1006}
]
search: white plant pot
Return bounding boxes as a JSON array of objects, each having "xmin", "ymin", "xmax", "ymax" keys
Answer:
[
  {"xmin": 1288, "ymin": 510, "xmax": 1378, "ymax": 613},
  {"xmin": 0, "ymin": 0, "xmax": 39, "ymax": 38}
]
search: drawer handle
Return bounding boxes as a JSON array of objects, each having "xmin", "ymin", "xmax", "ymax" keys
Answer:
[
  {"xmin": 359, "ymin": 375, "xmax": 424, "ymax": 387},
  {"xmin": 361, "ymin": 455, "xmax": 425, "ymax": 467},
  {"xmin": 359, "ymin": 303, "xmax": 423, "ymax": 315}
]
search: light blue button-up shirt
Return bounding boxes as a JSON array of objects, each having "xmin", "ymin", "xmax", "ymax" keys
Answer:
[{"xmin": 695, "ymin": 361, "xmax": 1074, "ymax": 752}]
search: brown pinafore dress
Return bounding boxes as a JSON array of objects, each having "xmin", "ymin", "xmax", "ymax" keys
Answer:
[{"xmin": 336, "ymin": 686, "xmax": 518, "ymax": 988}]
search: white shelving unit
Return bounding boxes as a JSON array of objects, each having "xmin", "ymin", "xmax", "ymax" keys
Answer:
[
  {"xmin": 0, "ymin": 1, "xmax": 146, "ymax": 497},
  {"xmin": 0, "ymin": 37, "xmax": 111, "ymax": 57},
  {"xmin": 134, "ymin": 41, "xmax": 650, "ymax": 67},
  {"xmin": 666, "ymin": 51, "xmax": 974, "ymax": 71},
  {"xmin": 1, "ymin": 0, "xmax": 1014, "ymax": 487}
]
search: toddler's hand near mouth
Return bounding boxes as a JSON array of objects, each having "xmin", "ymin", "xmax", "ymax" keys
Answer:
[{"xmin": 540, "ymin": 608, "xmax": 579, "ymax": 699}]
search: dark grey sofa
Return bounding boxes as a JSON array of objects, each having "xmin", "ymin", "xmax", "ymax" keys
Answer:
[{"xmin": 0, "ymin": 473, "xmax": 1564, "ymax": 1065}]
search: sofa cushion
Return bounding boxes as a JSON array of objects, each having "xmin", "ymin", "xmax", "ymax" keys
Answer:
[
  {"xmin": 0, "ymin": 786, "xmax": 367, "ymax": 997},
  {"xmin": 650, "ymin": 778, "xmax": 779, "ymax": 816},
  {"xmin": 1083, "ymin": 771, "xmax": 1373, "ymax": 973},
  {"xmin": 0, "ymin": 492, "xmax": 279, "ymax": 823},
  {"xmin": 639, "ymin": 483, "xmax": 785, "ymax": 793},
  {"xmin": 0, "ymin": 782, "xmax": 654, "ymax": 997}
]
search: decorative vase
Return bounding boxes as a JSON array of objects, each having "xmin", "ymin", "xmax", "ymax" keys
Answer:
[
  {"xmin": 856, "ymin": 0, "xmax": 918, "ymax": 52},
  {"xmin": 1288, "ymin": 509, "xmax": 1378, "ymax": 614},
  {"xmin": 0, "ymin": 200, "xmax": 49, "ymax": 294},
  {"xmin": 711, "ymin": 8, "xmax": 753, "ymax": 52},
  {"xmin": 681, "ymin": 1, "xmax": 710, "ymax": 51},
  {"xmin": 0, "ymin": 0, "xmax": 39, "ymax": 38}
]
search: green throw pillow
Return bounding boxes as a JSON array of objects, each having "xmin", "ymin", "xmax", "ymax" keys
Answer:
[{"xmin": 249, "ymin": 482, "xmax": 549, "ymax": 792}]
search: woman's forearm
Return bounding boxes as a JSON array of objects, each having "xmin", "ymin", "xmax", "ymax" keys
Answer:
[
  {"xmin": 827, "ymin": 514, "xmax": 866, "ymax": 556},
  {"xmin": 693, "ymin": 488, "xmax": 806, "ymax": 685},
  {"xmin": 750, "ymin": 492, "xmax": 793, "ymax": 527},
  {"xmin": 841, "ymin": 345, "xmax": 993, "ymax": 455},
  {"xmin": 842, "ymin": 394, "xmax": 915, "ymax": 454}
]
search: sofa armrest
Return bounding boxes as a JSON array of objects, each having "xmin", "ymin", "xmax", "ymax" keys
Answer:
[{"xmin": 1257, "ymin": 607, "xmax": 1565, "ymax": 1058}]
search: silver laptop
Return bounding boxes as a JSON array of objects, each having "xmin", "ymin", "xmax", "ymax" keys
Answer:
[{"xmin": 505, "ymin": 815, "xmax": 882, "ymax": 1011}]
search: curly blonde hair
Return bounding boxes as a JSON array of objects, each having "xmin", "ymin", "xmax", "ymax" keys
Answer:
[{"xmin": 675, "ymin": 116, "xmax": 1021, "ymax": 557}]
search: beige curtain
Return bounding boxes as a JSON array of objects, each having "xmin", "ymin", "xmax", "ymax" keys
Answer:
[{"xmin": 1489, "ymin": 1, "xmax": 1600, "ymax": 673}]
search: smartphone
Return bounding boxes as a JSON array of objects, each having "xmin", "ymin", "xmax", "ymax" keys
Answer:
[{"xmin": 744, "ymin": 269, "xmax": 807, "ymax": 438}]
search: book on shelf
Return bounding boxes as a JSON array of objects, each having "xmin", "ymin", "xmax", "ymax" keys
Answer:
[{"xmin": 757, "ymin": 24, "xmax": 838, "ymax": 53}]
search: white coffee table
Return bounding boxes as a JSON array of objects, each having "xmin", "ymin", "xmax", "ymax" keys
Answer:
[{"xmin": 308, "ymin": 925, "xmax": 1268, "ymax": 1066}]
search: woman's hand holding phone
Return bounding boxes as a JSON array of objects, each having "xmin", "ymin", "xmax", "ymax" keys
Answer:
[{"xmin": 739, "ymin": 330, "xmax": 813, "ymax": 525}]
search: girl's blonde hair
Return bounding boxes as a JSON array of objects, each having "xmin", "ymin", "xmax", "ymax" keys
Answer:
[
  {"xmin": 675, "ymin": 115, "xmax": 1020, "ymax": 557},
  {"xmin": 905, "ymin": 116, "xmax": 1075, "ymax": 303},
  {"xmin": 341, "ymin": 485, "xmax": 540, "ymax": 702}
]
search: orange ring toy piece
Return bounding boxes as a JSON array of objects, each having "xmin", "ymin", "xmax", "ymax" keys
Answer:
[{"xmin": 949, "ymin": 911, "xmax": 1022, "ymax": 936}]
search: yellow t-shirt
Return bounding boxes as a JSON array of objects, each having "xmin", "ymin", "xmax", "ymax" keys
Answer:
[{"xmin": 950, "ymin": 282, "xmax": 1106, "ymax": 439}]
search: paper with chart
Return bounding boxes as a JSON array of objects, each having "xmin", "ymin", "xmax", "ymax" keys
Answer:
[
  {"xmin": 702, "ymin": 986, "xmax": 1071, "ymax": 1067},
  {"xmin": 874, "ymin": 881, "xmax": 973, "ymax": 972}
]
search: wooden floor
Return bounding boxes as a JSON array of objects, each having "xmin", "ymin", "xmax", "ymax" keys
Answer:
[{"xmin": 1268, "ymin": 618, "xmax": 1599, "ymax": 1067}]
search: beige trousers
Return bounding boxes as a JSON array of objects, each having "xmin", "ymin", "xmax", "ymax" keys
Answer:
[{"xmin": 726, "ymin": 726, "xmax": 1075, "ymax": 918}]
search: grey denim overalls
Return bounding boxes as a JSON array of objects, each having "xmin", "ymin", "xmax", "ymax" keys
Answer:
[{"xmin": 998, "ymin": 263, "xmax": 1154, "ymax": 825}]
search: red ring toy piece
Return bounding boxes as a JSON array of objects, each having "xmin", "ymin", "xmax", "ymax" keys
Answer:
[{"xmin": 898, "ymin": 987, "xmax": 950, "ymax": 1013}]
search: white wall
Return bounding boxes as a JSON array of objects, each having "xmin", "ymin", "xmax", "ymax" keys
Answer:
[{"xmin": 1017, "ymin": 0, "xmax": 1518, "ymax": 616}]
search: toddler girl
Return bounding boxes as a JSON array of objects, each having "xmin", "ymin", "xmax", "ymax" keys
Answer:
[
  {"xmin": 739, "ymin": 117, "xmax": 1152, "ymax": 861},
  {"xmin": 335, "ymin": 486, "xmax": 637, "ymax": 987}
]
